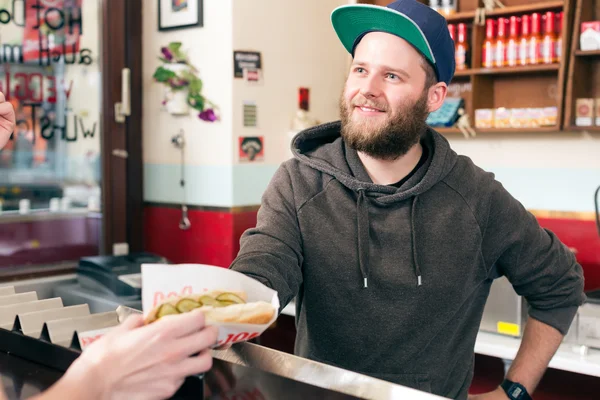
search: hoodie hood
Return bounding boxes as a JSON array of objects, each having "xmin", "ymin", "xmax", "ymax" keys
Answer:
[
  {"xmin": 291, "ymin": 121, "xmax": 458, "ymax": 288},
  {"xmin": 291, "ymin": 121, "xmax": 457, "ymax": 204}
]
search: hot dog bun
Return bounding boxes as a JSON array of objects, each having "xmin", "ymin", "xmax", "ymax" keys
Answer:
[
  {"xmin": 203, "ymin": 301, "xmax": 276, "ymax": 325},
  {"xmin": 144, "ymin": 290, "xmax": 275, "ymax": 325}
]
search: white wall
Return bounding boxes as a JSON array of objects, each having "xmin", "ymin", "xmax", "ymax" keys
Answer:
[
  {"xmin": 142, "ymin": 0, "xmax": 234, "ymax": 167},
  {"xmin": 447, "ymin": 132, "xmax": 600, "ymax": 212}
]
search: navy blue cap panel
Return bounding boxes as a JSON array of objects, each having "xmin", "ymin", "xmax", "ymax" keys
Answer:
[
  {"xmin": 385, "ymin": 0, "xmax": 455, "ymax": 85},
  {"xmin": 331, "ymin": 0, "xmax": 456, "ymax": 85}
]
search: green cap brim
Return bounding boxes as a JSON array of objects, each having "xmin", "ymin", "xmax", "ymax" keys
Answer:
[{"xmin": 331, "ymin": 4, "xmax": 436, "ymax": 66}]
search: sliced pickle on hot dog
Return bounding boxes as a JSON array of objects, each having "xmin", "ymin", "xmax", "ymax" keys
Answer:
[
  {"xmin": 215, "ymin": 300, "xmax": 236, "ymax": 307},
  {"xmin": 157, "ymin": 303, "xmax": 179, "ymax": 318},
  {"xmin": 216, "ymin": 293, "xmax": 245, "ymax": 304},
  {"xmin": 176, "ymin": 298, "xmax": 201, "ymax": 313},
  {"xmin": 199, "ymin": 295, "xmax": 220, "ymax": 306}
]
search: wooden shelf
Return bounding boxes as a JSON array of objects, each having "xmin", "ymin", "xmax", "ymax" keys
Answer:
[
  {"xmin": 454, "ymin": 69, "xmax": 474, "ymax": 77},
  {"xmin": 575, "ymin": 50, "xmax": 600, "ymax": 57},
  {"xmin": 566, "ymin": 125, "xmax": 600, "ymax": 131},
  {"xmin": 434, "ymin": 127, "xmax": 461, "ymax": 134},
  {"xmin": 485, "ymin": 1, "xmax": 565, "ymax": 17},
  {"xmin": 475, "ymin": 126, "xmax": 559, "ymax": 133},
  {"xmin": 445, "ymin": 11, "xmax": 476, "ymax": 22},
  {"xmin": 470, "ymin": 64, "xmax": 560, "ymax": 76},
  {"xmin": 434, "ymin": 127, "xmax": 559, "ymax": 134},
  {"xmin": 444, "ymin": 1, "xmax": 564, "ymax": 22}
]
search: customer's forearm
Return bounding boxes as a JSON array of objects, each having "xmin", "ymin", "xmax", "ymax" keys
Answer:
[
  {"xmin": 505, "ymin": 317, "xmax": 563, "ymax": 393},
  {"xmin": 29, "ymin": 359, "xmax": 104, "ymax": 400}
]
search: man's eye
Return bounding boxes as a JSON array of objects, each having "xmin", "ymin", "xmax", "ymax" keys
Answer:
[
  {"xmin": 387, "ymin": 73, "xmax": 399, "ymax": 80},
  {"xmin": 355, "ymin": 67, "xmax": 366, "ymax": 73}
]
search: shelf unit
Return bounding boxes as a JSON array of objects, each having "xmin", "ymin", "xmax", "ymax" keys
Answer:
[
  {"xmin": 440, "ymin": 0, "xmax": 573, "ymax": 135},
  {"xmin": 564, "ymin": 0, "xmax": 600, "ymax": 131}
]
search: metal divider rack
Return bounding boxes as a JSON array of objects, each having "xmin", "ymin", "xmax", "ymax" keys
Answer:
[{"xmin": 0, "ymin": 286, "xmax": 203, "ymax": 399}]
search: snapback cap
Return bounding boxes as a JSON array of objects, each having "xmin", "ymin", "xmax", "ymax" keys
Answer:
[{"xmin": 331, "ymin": 0, "xmax": 456, "ymax": 86}]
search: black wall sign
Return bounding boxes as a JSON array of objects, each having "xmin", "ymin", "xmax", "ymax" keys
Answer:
[{"xmin": 233, "ymin": 51, "xmax": 261, "ymax": 79}]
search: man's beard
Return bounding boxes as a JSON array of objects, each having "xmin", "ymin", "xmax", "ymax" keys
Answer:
[{"xmin": 339, "ymin": 90, "xmax": 430, "ymax": 160}]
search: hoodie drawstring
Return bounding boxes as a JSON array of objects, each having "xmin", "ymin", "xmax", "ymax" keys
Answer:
[
  {"xmin": 411, "ymin": 196, "xmax": 423, "ymax": 287},
  {"xmin": 355, "ymin": 190, "xmax": 423, "ymax": 289},
  {"xmin": 356, "ymin": 189, "xmax": 370, "ymax": 288}
]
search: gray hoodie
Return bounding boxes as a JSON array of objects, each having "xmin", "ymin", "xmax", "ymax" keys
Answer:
[{"xmin": 230, "ymin": 121, "xmax": 586, "ymax": 399}]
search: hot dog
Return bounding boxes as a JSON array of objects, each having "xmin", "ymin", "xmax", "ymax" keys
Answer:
[{"xmin": 144, "ymin": 290, "xmax": 276, "ymax": 325}]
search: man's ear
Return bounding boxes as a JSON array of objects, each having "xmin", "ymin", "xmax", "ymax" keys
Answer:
[{"xmin": 427, "ymin": 82, "xmax": 448, "ymax": 113}]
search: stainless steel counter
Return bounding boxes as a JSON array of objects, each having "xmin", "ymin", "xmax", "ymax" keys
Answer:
[{"xmin": 213, "ymin": 342, "xmax": 447, "ymax": 400}]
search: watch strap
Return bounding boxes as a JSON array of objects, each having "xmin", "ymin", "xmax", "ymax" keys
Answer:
[{"xmin": 500, "ymin": 379, "xmax": 532, "ymax": 400}]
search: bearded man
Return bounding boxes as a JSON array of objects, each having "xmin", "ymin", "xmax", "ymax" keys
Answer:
[{"xmin": 229, "ymin": 1, "xmax": 585, "ymax": 399}]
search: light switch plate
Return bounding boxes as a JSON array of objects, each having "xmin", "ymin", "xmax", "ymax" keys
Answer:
[{"xmin": 113, "ymin": 242, "xmax": 129, "ymax": 256}]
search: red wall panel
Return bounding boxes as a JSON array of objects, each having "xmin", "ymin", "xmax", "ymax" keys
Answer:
[
  {"xmin": 538, "ymin": 217, "xmax": 600, "ymax": 291},
  {"xmin": 144, "ymin": 205, "xmax": 600, "ymax": 291},
  {"xmin": 144, "ymin": 206, "xmax": 234, "ymax": 267}
]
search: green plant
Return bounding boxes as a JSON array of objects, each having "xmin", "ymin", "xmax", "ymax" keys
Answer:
[{"xmin": 152, "ymin": 42, "xmax": 219, "ymax": 122}]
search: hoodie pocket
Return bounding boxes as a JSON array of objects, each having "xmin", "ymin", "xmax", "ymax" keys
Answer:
[{"xmin": 366, "ymin": 372, "xmax": 432, "ymax": 393}]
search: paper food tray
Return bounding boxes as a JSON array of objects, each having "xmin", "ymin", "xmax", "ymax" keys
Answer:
[{"xmin": 142, "ymin": 264, "xmax": 280, "ymax": 346}]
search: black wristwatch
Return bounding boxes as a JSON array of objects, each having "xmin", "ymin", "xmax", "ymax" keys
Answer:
[{"xmin": 500, "ymin": 379, "xmax": 532, "ymax": 400}]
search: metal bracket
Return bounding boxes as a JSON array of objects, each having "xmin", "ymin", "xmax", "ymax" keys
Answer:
[
  {"xmin": 114, "ymin": 68, "xmax": 131, "ymax": 123},
  {"xmin": 112, "ymin": 149, "xmax": 129, "ymax": 159}
]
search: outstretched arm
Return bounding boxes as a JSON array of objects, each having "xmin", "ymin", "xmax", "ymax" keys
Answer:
[{"xmin": 0, "ymin": 92, "xmax": 15, "ymax": 149}]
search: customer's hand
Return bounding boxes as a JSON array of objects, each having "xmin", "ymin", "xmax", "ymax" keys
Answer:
[
  {"xmin": 43, "ymin": 309, "xmax": 218, "ymax": 400},
  {"xmin": 0, "ymin": 92, "xmax": 15, "ymax": 149}
]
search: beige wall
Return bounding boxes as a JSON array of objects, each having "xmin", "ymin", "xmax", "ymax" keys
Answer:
[
  {"xmin": 142, "ymin": 0, "xmax": 351, "ymax": 207},
  {"xmin": 231, "ymin": 0, "xmax": 349, "ymax": 165}
]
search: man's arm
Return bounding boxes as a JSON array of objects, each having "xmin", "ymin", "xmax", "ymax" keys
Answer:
[
  {"xmin": 230, "ymin": 162, "xmax": 304, "ymax": 311},
  {"xmin": 475, "ymin": 181, "xmax": 586, "ymax": 398},
  {"xmin": 506, "ymin": 317, "xmax": 563, "ymax": 394},
  {"xmin": 470, "ymin": 318, "xmax": 563, "ymax": 400}
]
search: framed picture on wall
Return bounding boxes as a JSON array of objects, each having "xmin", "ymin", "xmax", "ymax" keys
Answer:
[{"xmin": 158, "ymin": 0, "xmax": 203, "ymax": 31}]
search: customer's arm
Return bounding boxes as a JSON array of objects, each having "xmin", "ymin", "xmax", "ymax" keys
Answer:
[
  {"xmin": 0, "ymin": 91, "xmax": 15, "ymax": 148},
  {"xmin": 230, "ymin": 162, "xmax": 304, "ymax": 311},
  {"xmin": 28, "ymin": 310, "xmax": 218, "ymax": 400},
  {"xmin": 475, "ymin": 182, "xmax": 586, "ymax": 398}
]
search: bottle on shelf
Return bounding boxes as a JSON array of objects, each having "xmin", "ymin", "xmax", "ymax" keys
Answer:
[
  {"xmin": 495, "ymin": 18, "xmax": 508, "ymax": 68},
  {"xmin": 448, "ymin": 23, "xmax": 456, "ymax": 42},
  {"xmin": 428, "ymin": 0, "xmax": 441, "ymax": 13},
  {"xmin": 555, "ymin": 11, "xmax": 563, "ymax": 63},
  {"xmin": 440, "ymin": 0, "xmax": 457, "ymax": 17},
  {"xmin": 455, "ymin": 23, "xmax": 469, "ymax": 70},
  {"xmin": 291, "ymin": 87, "xmax": 318, "ymax": 131},
  {"xmin": 542, "ymin": 11, "xmax": 557, "ymax": 64},
  {"xmin": 507, "ymin": 16, "xmax": 520, "ymax": 67},
  {"xmin": 483, "ymin": 19, "xmax": 496, "ymax": 69},
  {"xmin": 519, "ymin": 14, "xmax": 531, "ymax": 66},
  {"xmin": 529, "ymin": 12, "xmax": 542, "ymax": 65}
]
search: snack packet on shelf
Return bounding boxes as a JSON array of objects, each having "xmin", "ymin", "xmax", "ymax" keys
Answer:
[{"xmin": 141, "ymin": 264, "xmax": 279, "ymax": 347}]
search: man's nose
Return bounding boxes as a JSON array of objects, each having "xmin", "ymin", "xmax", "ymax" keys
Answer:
[{"xmin": 359, "ymin": 75, "xmax": 382, "ymax": 99}]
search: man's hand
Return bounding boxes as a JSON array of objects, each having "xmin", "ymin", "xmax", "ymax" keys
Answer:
[
  {"xmin": 0, "ymin": 92, "xmax": 15, "ymax": 149},
  {"xmin": 468, "ymin": 387, "xmax": 509, "ymax": 400}
]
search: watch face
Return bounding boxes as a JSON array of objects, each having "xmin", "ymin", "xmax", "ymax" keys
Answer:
[{"xmin": 509, "ymin": 385, "xmax": 523, "ymax": 398}]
